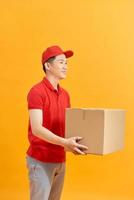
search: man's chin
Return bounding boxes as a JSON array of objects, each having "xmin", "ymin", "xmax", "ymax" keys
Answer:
[{"xmin": 59, "ymin": 75, "xmax": 67, "ymax": 80}]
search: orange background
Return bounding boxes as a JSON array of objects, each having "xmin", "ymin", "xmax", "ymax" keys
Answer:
[{"xmin": 0, "ymin": 0, "xmax": 134, "ymax": 199}]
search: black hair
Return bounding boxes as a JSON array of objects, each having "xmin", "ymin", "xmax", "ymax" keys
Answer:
[{"xmin": 42, "ymin": 56, "xmax": 56, "ymax": 73}]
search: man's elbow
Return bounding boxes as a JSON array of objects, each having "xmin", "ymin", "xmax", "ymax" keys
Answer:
[{"xmin": 31, "ymin": 125, "xmax": 42, "ymax": 136}]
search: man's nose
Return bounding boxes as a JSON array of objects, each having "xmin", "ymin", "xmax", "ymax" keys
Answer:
[{"xmin": 63, "ymin": 65, "xmax": 68, "ymax": 70}]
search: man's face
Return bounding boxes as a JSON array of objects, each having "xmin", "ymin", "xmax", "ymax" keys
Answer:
[{"xmin": 47, "ymin": 54, "xmax": 68, "ymax": 80}]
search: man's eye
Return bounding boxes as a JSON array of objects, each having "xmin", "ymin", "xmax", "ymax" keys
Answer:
[{"xmin": 59, "ymin": 61, "xmax": 67, "ymax": 64}]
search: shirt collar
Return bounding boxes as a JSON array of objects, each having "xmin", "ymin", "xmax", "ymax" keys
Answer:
[{"xmin": 42, "ymin": 76, "xmax": 62, "ymax": 94}]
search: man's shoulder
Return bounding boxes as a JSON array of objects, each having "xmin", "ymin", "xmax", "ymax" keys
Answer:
[{"xmin": 27, "ymin": 80, "xmax": 45, "ymax": 96}]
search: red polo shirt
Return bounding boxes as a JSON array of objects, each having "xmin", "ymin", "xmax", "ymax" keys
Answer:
[{"xmin": 26, "ymin": 76, "xmax": 71, "ymax": 162}]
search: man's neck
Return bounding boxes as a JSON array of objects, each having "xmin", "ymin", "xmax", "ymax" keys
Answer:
[{"xmin": 45, "ymin": 74, "xmax": 59, "ymax": 90}]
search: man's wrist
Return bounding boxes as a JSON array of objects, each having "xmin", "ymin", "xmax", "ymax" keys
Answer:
[{"xmin": 57, "ymin": 137, "xmax": 67, "ymax": 147}]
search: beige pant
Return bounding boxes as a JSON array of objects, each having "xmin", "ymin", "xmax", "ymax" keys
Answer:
[{"xmin": 26, "ymin": 155, "xmax": 66, "ymax": 200}]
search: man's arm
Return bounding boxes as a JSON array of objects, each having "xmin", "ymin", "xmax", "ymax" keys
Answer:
[{"xmin": 29, "ymin": 109, "xmax": 88, "ymax": 155}]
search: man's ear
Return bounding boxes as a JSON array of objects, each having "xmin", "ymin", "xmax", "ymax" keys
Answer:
[{"xmin": 44, "ymin": 62, "xmax": 50, "ymax": 71}]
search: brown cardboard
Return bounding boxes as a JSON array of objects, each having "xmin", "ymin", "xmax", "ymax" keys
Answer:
[{"xmin": 65, "ymin": 108, "xmax": 126, "ymax": 155}]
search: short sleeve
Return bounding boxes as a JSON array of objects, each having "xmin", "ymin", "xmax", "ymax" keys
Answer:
[{"xmin": 27, "ymin": 87, "xmax": 43, "ymax": 109}]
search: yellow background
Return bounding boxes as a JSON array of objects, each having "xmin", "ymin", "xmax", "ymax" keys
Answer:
[{"xmin": 0, "ymin": 0, "xmax": 134, "ymax": 199}]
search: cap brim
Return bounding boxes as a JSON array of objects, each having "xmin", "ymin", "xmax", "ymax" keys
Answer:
[{"xmin": 63, "ymin": 50, "xmax": 74, "ymax": 58}]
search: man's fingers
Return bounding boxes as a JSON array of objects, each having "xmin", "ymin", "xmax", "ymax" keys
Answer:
[
  {"xmin": 74, "ymin": 147, "xmax": 85, "ymax": 155},
  {"xmin": 75, "ymin": 137, "xmax": 84, "ymax": 142},
  {"xmin": 77, "ymin": 144, "xmax": 88, "ymax": 150}
]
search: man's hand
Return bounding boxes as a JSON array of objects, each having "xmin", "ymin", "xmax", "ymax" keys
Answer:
[
  {"xmin": 28, "ymin": 109, "xmax": 88, "ymax": 155},
  {"xmin": 63, "ymin": 136, "xmax": 88, "ymax": 155}
]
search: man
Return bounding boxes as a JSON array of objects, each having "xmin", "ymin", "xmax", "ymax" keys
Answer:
[{"xmin": 26, "ymin": 45, "xmax": 88, "ymax": 200}]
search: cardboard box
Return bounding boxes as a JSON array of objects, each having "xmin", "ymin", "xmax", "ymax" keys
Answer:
[{"xmin": 65, "ymin": 108, "xmax": 126, "ymax": 155}]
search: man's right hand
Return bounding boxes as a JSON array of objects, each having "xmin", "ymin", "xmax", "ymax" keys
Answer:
[{"xmin": 63, "ymin": 137, "xmax": 88, "ymax": 155}]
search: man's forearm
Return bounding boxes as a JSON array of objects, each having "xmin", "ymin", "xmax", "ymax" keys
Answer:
[{"xmin": 32, "ymin": 125, "xmax": 66, "ymax": 147}]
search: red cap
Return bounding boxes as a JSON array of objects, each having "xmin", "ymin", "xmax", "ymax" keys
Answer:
[{"xmin": 42, "ymin": 45, "xmax": 74, "ymax": 64}]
